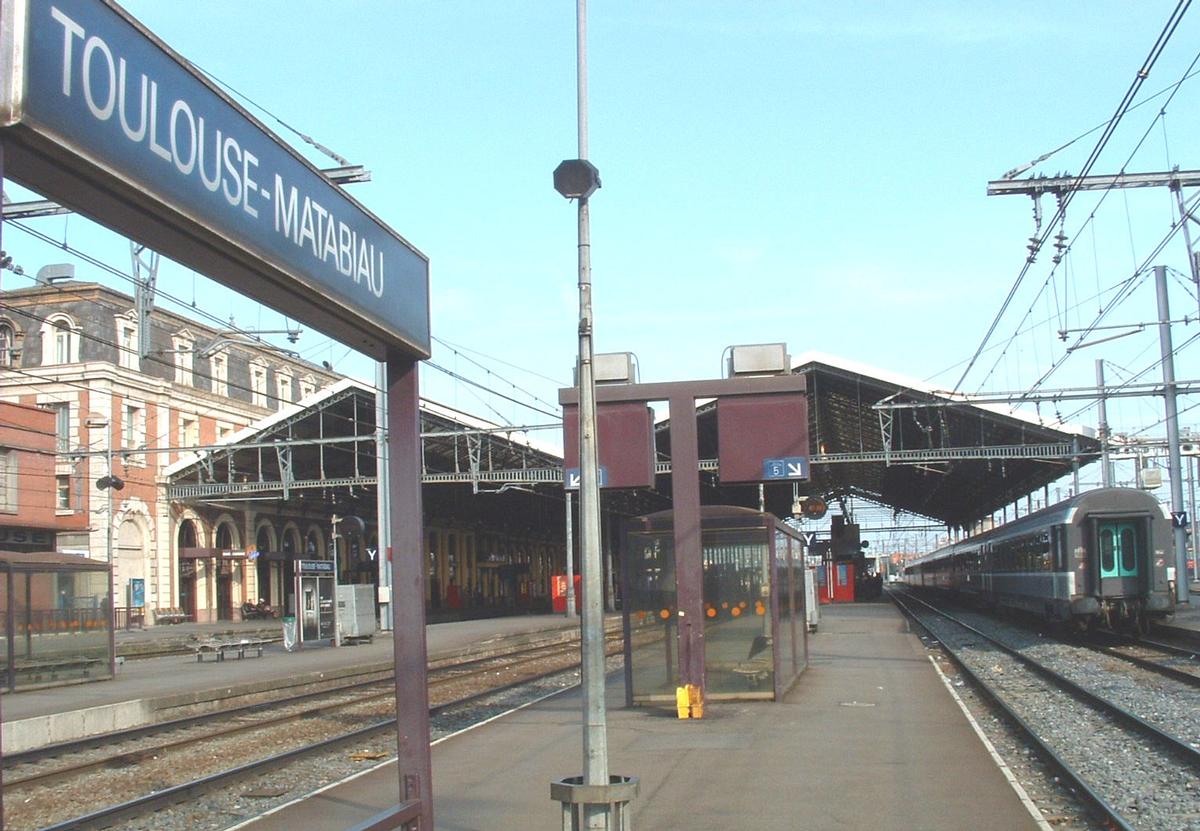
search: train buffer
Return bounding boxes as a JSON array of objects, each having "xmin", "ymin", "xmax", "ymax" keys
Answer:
[{"xmin": 194, "ymin": 638, "xmax": 266, "ymax": 662}]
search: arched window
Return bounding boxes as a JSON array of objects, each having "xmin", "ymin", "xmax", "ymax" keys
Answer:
[
  {"xmin": 305, "ymin": 528, "xmax": 324, "ymax": 558},
  {"xmin": 276, "ymin": 368, "xmax": 294, "ymax": 407},
  {"xmin": 42, "ymin": 314, "xmax": 80, "ymax": 365},
  {"xmin": 114, "ymin": 312, "xmax": 138, "ymax": 370},
  {"xmin": 0, "ymin": 321, "xmax": 14, "ymax": 367},
  {"xmin": 250, "ymin": 358, "xmax": 269, "ymax": 408},
  {"xmin": 172, "ymin": 331, "xmax": 195, "ymax": 386},
  {"xmin": 178, "ymin": 519, "xmax": 199, "ymax": 549},
  {"xmin": 282, "ymin": 527, "xmax": 300, "ymax": 557},
  {"xmin": 215, "ymin": 522, "xmax": 236, "ymax": 551}
]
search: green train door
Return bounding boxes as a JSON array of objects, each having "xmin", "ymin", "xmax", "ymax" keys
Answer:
[{"xmin": 1097, "ymin": 521, "xmax": 1140, "ymax": 581}]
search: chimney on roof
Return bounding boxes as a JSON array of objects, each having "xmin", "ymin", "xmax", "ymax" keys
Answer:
[{"xmin": 35, "ymin": 263, "xmax": 75, "ymax": 285}]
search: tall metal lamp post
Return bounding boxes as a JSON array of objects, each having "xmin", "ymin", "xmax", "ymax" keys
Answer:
[
  {"xmin": 85, "ymin": 418, "xmax": 122, "ymax": 670},
  {"xmin": 550, "ymin": 1, "xmax": 638, "ymax": 827}
]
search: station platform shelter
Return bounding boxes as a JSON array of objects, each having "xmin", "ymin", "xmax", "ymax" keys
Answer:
[
  {"xmin": 0, "ymin": 551, "xmax": 113, "ymax": 691},
  {"xmin": 622, "ymin": 505, "xmax": 809, "ymax": 705}
]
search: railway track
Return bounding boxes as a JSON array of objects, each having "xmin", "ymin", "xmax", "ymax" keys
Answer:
[
  {"xmin": 1081, "ymin": 632, "xmax": 1200, "ymax": 689},
  {"xmin": 892, "ymin": 591, "xmax": 1200, "ymax": 831},
  {"xmin": 6, "ymin": 633, "xmax": 624, "ymax": 831}
]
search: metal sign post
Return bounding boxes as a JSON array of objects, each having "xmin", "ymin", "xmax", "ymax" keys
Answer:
[{"xmin": 0, "ymin": 3, "xmax": 433, "ymax": 823}]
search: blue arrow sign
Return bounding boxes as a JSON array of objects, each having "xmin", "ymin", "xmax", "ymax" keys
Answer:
[
  {"xmin": 564, "ymin": 466, "xmax": 609, "ymax": 490},
  {"xmin": 762, "ymin": 456, "xmax": 809, "ymax": 481}
]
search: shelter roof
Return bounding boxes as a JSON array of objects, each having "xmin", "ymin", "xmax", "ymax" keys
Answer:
[
  {"xmin": 0, "ymin": 551, "xmax": 110, "ymax": 571},
  {"xmin": 164, "ymin": 378, "xmax": 565, "ymax": 509},
  {"xmin": 660, "ymin": 352, "xmax": 1099, "ymax": 528}
]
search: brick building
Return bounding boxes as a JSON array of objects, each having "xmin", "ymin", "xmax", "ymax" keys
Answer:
[
  {"xmin": 0, "ymin": 399, "xmax": 87, "ymax": 551},
  {"xmin": 0, "ymin": 276, "xmax": 339, "ymax": 620}
]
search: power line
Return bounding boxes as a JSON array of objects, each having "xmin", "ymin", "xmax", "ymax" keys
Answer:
[
  {"xmin": 431, "ymin": 336, "xmax": 562, "ymax": 415},
  {"xmin": 954, "ymin": 1, "xmax": 1193, "ymax": 394},
  {"xmin": 423, "ymin": 361, "xmax": 559, "ymax": 420}
]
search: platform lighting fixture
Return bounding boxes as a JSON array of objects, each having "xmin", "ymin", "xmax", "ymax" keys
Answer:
[{"xmin": 553, "ymin": 158, "xmax": 601, "ymax": 200}]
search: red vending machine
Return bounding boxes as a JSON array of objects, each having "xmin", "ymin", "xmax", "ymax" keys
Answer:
[{"xmin": 550, "ymin": 574, "xmax": 582, "ymax": 613}]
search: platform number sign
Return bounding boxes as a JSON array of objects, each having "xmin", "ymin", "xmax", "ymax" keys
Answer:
[{"xmin": 762, "ymin": 456, "xmax": 809, "ymax": 481}]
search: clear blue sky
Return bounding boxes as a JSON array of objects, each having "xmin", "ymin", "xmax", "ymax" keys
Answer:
[{"xmin": 8, "ymin": 1, "xmax": 1199, "ymax": 465}]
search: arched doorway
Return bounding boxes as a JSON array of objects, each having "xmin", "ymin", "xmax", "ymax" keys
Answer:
[
  {"xmin": 117, "ymin": 518, "xmax": 145, "ymax": 611},
  {"xmin": 215, "ymin": 522, "xmax": 238, "ymax": 620},
  {"xmin": 282, "ymin": 526, "xmax": 301, "ymax": 615},
  {"xmin": 255, "ymin": 524, "xmax": 274, "ymax": 608},
  {"xmin": 177, "ymin": 519, "xmax": 199, "ymax": 618},
  {"xmin": 305, "ymin": 527, "xmax": 324, "ymax": 558}
]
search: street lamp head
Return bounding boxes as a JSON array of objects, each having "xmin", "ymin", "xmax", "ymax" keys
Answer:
[
  {"xmin": 84, "ymin": 418, "xmax": 109, "ymax": 429},
  {"xmin": 553, "ymin": 159, "xmax": 601, "ymax": 199}
]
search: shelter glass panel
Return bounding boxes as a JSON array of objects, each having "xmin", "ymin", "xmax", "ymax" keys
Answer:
[
  {"xmin": 623, "ymin": 506, "xmax": 805, "ymax": 705},
  {"xmin": 625, "ymin": 534, "xmax": 679, "ymax": 703},
  {"xmin": 775, "ymin": 532, "xmax": 793, "ymax": 679},
  {"xmin": 1, "ymin": 557, "xmax": 113, "ymax": 690},
  {"xmin": 703, "ymin": 530, "xmax": 773, "ymax": 697}
]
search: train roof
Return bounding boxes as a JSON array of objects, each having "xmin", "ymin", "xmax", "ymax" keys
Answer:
[{"xmin": 906, "ymin": 487, "xmax": 1168, "ymax": 569}]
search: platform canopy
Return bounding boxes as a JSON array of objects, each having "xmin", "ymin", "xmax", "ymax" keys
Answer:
[{"xmin": 659, "ymin": 352, "xmax": 1100, "ymax": 529}]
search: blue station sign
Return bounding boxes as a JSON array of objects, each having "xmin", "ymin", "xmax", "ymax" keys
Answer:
[
  {"xmin": 762, "ymin": 456, "xmax": 809, "ymax": 481},
  {"xmin": 564, "ymin": 466, "xmax": 609, "ymax": 490},
  {"xmin": 0, "ymin": 0, "xmax": 430, "ymax": 359}
]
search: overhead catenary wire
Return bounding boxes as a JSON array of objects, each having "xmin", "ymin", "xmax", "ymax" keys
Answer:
[
  {"xmin": 9, "ymin": 221, "xmax": 560, "ymax": 433},
  {"xmin": 953, "ymin": 0, "xmax": 1193, "ymax": 394},
  {"xmin": 977, "ymin": 45, "xmax": 1200, "ymax": 393}
]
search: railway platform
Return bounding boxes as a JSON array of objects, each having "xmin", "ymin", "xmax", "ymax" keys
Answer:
[
  {"xmin": 1158, "ymin": 592, "xmax": 1200, "ymax": 645},
  {"xmin": 233, "ymin": 602, "xmax": 1045, "ymax": 831},
  {"xmin": 1, "ymin": 614, "xmax": 594, "ymax": 753}
]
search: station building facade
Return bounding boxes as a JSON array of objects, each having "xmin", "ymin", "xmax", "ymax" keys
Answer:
[
  {"xmin": 0, "ymin": 277, "xmax": 339, "ymax": 621},
  {"xmin": 0, "ymin": 276, "xmax": 570, "ymax": 624}
]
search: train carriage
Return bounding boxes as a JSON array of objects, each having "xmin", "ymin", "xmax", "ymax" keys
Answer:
[{"xmin": 904, "ymin": 488, "xmax": 1173, "ymax": 632}]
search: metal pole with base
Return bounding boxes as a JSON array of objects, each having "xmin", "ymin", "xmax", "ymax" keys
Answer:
[
  {"xmin": 550, "ymin": 1, "xmax": 636, "ymax": 827},
  {"xmin": 1154, "ymin": 265, "xmax": 1190, "ymax": 605},
  {"xmin": 330, "ymin": 514, "xmax": 342, "ymax": 646}
]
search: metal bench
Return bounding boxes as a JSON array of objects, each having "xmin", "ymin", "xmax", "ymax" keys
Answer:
[
  {"xmin": 194, "ymin": 639, "xmax": 266, "ymax": 662},
  {"xmin": 154, "ymin": 607, "xmax": 189, "ymax": 625}
]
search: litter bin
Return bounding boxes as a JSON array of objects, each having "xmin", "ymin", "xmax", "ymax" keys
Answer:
[{"xmin": 282, "ymin": 615, "xmax": 298, "ymax": 652}]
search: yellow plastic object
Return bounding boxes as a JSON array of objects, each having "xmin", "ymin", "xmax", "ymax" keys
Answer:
[{"xmin": 675, "ymin": 684, "xmax": 704, "ymax": 719}]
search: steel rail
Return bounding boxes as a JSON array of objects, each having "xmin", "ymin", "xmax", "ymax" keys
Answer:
[
  {"xmin": 889, "ymin": 590, "xmax": 1135, "ymax": 831},
  {"xmin": 8, "ymin": 634, "xmax": 599, "ymax": 775},
  {"xmin": 7, "ymin": 683, "xmax": 398, "ymax": 790},
  {"xmin": 4, "ymin": 666, "xmax": 393, "ymax": 769},
  {"xmin": 1081, "ymin": 634, "xmax": 1200, "ymax": 689},
  {"xmin": 899, "ymin": 590, "xmax": 1200, "ymax": 766},
  {"xmin": 15, "ymin": 639, "xmax": 599, "ymax": 791},
  {"xmin": 35, "ymin": 640, "xmax": 624, "ymax": 831}
]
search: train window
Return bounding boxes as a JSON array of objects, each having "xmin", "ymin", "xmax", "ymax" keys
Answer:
[
  {"xmin": 1099, "ymin": 527, "xmax": 1117, "ymax": 577},
  {"xmin": 1119, "ymin": 526, "xmax": 1138, "ymax": 577},
  {"xmin": 1097, "ymin": 521, "xmax": 1139, "ymax": 578}
]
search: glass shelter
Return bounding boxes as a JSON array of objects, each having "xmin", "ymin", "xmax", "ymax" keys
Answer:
[
  {"xmin": 0, "ymin": 551, "xmax": 114, "ymax": 690},
  {"xmin": 621, "ymin": 506, "xmax": 808, "ymax": 705}
]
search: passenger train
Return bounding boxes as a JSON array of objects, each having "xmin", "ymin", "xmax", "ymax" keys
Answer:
[{"xmin": 904, "ymin": 488, "xmax": 1174, "ymax": 632}]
